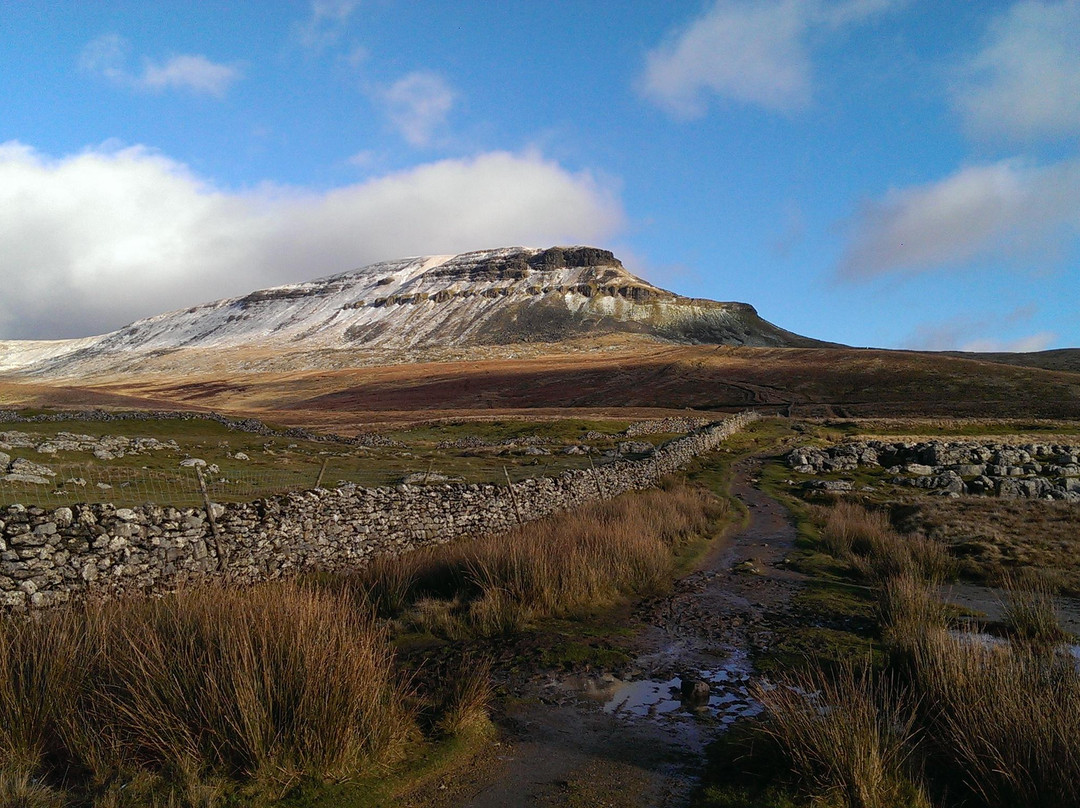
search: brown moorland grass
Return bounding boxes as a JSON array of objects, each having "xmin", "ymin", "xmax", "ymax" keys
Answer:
[
  {"xmin": 0, "ymin": 583, "xmax": 412, "ymax": 805},
  {"xmin": 341, "ymin": 482, "xmax": 726, "ymax": 636},
  {"xmin": 907, "ymin": 625, "xmax": 1080, "ymax": 808},
  {"xmin": 754, "ymin": 665, "xmax": 929, "ymax": 808},
  {"xmin": 747, "ymin": 497, "xmax": 1080, "ymax": 808},
  {"xmin": 892, "ymin": 497, "xmax": 1080, "ymax": 594},
  {"xmin": 818, "ymin": 501, "xmax": 952, "ymax": 583}
]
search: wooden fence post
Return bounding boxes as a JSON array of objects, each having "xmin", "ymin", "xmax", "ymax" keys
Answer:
[
  {"xmin": 315, "ymin": 458, "xmax": 329, "ymax": 489},
  {"xmin": 195, "ymin": 465, "xmax": 227, "ymax": 569},
  {"xmin": 588, "ymin": 455, "xmax": 605, "ymax": 499},
  {"xmin": 503, "ymin": 466, "xmax": 524, "ymax": 526}
]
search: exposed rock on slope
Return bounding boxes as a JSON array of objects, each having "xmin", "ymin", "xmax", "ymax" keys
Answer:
[{"xmin": 0, "ymin": 246, "xmax": 825, "ymax": 377}]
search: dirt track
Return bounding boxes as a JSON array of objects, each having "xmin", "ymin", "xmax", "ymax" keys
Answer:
[{"xmin": 432, "ymin": 458, "xmax": 806, "ymax": 807}]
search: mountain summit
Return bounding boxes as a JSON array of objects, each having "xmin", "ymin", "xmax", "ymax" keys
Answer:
[{"xmin": 0, "ymin": 246, "xmax": 824, "ymax": 377}]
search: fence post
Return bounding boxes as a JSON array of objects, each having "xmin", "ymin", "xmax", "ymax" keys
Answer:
[
  {"xmin": 315, "ymin": 458, "xmax": 329, "ymax": 489},
  {"xmin": 195, "ymin": 465, "xmax": 227, "ymax": 570},
  {"xmin": 588, "ymin": 455, "xmax": 605, "ymax": 499},
  {"xmin": 502, "ymin": 466, "xmax": 524, "ymax": 526}
]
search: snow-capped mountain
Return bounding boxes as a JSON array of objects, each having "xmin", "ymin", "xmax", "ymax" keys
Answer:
[{"xmin": 0, "ymin": 246, "xmax": 824, "ymax": 377}]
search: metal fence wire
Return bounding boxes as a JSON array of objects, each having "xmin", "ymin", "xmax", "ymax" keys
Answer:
[{"xmin": 0, "ymin": 454, "xmax": 621, "ymax": 508}]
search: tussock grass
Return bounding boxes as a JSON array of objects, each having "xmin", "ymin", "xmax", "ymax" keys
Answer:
[
  {"xmin": 0, "ymin": 583, "xmax": 411, "ymax": 804},
  {"xmin": 347, "ymin": 484, "xmax": 725, "ymax": 636},
  {"xmin": 1001, "ymin": 575, "xmax": 1068, "ymax": 651},
  {"xmin": 755, "ymin": 665, "xmax": 928, "ymax": 808},
  {"xmin": 820, "ymin": 501, "xmax": 952, "ymax": 583},
  {"xmin": 878, "ymin": 572, "xmax": 949, "ymax": 658},
  {"xmin": 908, "ymin": 629, "xmax": 1080, "ymax": 807},
  {"xmin": 748, "ymin": 494, "xmax": 1080, "ymax": 808}
]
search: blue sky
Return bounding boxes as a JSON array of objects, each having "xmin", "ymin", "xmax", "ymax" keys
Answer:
[{"xmin": 2, "ymin": 1, "xmax": 1079, "ymax": 350}]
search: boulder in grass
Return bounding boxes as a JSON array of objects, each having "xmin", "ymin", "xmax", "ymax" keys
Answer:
[
  {"xmin": 3, "ymin": 473, "xmax": 50, "ymax": 484},
  {"xmin": 10, "ymin": 458, "xmax": 56, "ymax": 477}
]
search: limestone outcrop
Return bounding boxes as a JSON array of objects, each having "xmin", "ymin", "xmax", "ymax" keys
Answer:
[{"xmin": 787, "ymin": 440, "xmax": 1080, "ymax": 500}]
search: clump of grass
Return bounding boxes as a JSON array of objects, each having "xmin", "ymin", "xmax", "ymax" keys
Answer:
[
  {"xmin": 0, "ymin": 583, "xmax": 413, "ymax": 803},
  {"xmin": 909, "ymin": 630, "xmax": 1080, "ymax": 807},
  {"xmin": 0, "ymin": 768, "xmax": 66, "ymax": 808},
  {"xmin": 1001, "ymin": 576, "xmax": 1068, "ymax": 652},
  {"xmin": 877, "ymin": 572, "xmax": 949, "ymax": 660},
  {"xmin": 433, "ymin": 657, "xmax": 493, "ymax": 739},
  {"xmin": 754, "ymin": 664, "xmax": 928, "ymax": 808},
  {"xmin": 820, "ymin": 501, "xmax": 952, "ymax": 583},
  {"xmin": 346, "ymin": 483, "xmax": 725, "ymax": 636}
]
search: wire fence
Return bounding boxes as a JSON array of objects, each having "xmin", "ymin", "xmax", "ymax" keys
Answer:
[{"xmin": 0, "ymin": 454, "xmax": 620, "ymax": 508}]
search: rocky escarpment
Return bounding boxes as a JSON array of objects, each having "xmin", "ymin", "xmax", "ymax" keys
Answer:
[
  {"xmin": 788, "ymin": 441, "xmax": 1080, "ymax": 500},
  {"xmin": 1, "ymin": 246, "xmax": 825, "ymax": 377}
]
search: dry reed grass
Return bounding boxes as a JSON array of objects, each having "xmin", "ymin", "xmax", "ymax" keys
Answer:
[
  {"xmin": 908, "ymin": 628, "xmax": 1080, "ymax": 807},
  {"xmin": 1001, "ymin": 575, "xmax": 1068, "ymax": 651},
  {"xmin": 346, "ymin": 484, "xmax": 724, "ymax": 636},
  {"xmin": 0, "ymin": 583, "xmax": 411, "ymax": 804},
  {"xmin": 762, "ymin": 496, "xmax": 1080, "ymax": 807},
  {"xmin": 754, "ymin": 665, "xmax": 928, "ymax": 808},
  {"xmin": 820, "ymin": 501, "xmax": 952, "ymax": 582}
]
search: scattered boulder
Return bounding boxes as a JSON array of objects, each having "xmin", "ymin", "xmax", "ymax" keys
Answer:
[
  {"xmin": 10, "ymin": 458, "xmax": 55, "ymax": 477},
  {"xmin": 3, "ymin": 473, "xmax": 50, "ymax": 484},
  {"xmin": 786, "ymin": 439, "xmax": 1080, "ymax": 501}
]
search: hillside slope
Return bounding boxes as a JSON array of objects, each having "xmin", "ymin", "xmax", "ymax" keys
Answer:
[{"xmin": 0, "ymin": 246, "xmax": 827, "ymax": 378}]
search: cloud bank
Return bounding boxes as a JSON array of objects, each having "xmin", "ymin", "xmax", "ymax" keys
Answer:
[
  {"xmin": 0, "ymin": 142, "xmax": 624, "ymax": 339},
  {"xmin": 838, "ymin": 158, "xmax": 1080, "ymax": 279},
  {"xmin": 954, "ymin": 0, "xmax": 1080, "ymax": 142},
  {"xmin": 901, "ymin": 306, "xmax": 1055, "ymax": 353}
]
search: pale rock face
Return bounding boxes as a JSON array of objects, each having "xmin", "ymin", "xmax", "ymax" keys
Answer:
[{"xmin": 0, "ymin": 246, "xmax": 821, "ymax": 377}]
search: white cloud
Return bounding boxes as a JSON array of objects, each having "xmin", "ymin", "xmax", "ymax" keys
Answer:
[
  {"xmin": 80, "ymin": 35, "xmax": 240, "ymax": 98},
  {"xmin": 376, "ymin": 72, "xmax": 456, "ymax": 147},
  {"xmin": 0, "ymin": 142, "xmax": 624, "ymax": 339},
  {"xmin": 838, "ymin": 158, "xmax": 1080, "ymax": 279},
  {"xmin": 640, "ymin": 0, "xmax": 812, "ymax": 117},
  {"xmin": 296, "ymin": 0, "xmax": 361, "ymax": 50},
  {"xmin": 639, "ymin": 0, "xmax": 905, "ymax": 117},
  {"xmin": 954, "ymin": 0, "xmax": 1080, "ymax": 142},
  {"xmin": 138, "ymin": 55, "xmax": 241, "ymax": 98}
]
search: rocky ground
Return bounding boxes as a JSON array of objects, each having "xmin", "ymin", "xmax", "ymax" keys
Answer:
[{"xmin": 788, "ymin": 439, "xmax": 1080, "ymax": 500}]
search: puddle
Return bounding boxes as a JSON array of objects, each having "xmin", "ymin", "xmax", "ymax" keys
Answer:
[
  {"xmin": 595, "ymin": 651, "xmax": 763, "ymax": 726},
  {"xmin": 949, "ymin": 630, "xmax": 1080, "ymax": 669},
  {"xmin": 947, "ymin": 628, "xmax": 1008, "ymax": 650}
]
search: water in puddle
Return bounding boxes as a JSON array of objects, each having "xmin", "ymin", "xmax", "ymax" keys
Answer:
[{"xmin": 597, "ymin": 651, "xmax": 762, "ymax": 725}]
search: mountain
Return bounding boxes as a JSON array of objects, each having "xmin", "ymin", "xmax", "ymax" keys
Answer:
[{"xmin": 0, "ymin": 246, "xmax": 827, "ymax": 378}]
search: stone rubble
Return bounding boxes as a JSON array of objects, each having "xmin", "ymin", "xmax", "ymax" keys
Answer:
[{"xmin": 786, "ymin": 440, "xmax": 1080, "ymax": 501}]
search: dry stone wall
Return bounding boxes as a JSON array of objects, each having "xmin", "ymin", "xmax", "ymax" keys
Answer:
[{"xmin": 0, "ymin": 412, "xmax": 759, "ymax": 611}]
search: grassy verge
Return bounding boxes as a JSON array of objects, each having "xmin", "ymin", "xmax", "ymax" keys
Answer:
[
  {"xmin": 699, "ymin": 486, "xmax": 1080, "ymax": 808},
  {"xmin": 0, "ymin": 582, "xmax": 426, "ymax": 807}
]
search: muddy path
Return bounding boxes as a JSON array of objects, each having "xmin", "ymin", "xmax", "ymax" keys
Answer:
[{"xmin": 440, "ymin": 457, "xmax": 807, "ymax": 808}]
